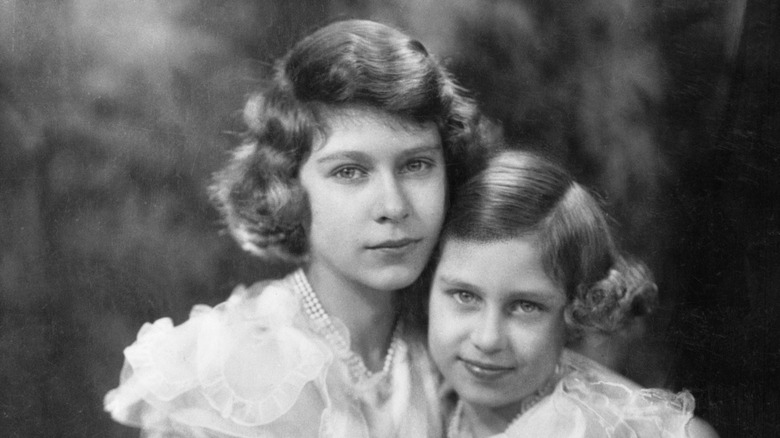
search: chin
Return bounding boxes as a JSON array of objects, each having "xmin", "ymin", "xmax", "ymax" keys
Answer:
[
  {"xmin": 365, "ymin": 265, "xmax": 422, "ymax": 291},
  {"xmin": 456, "ymin": 387, "xmax": 517, "ymax": 411}
]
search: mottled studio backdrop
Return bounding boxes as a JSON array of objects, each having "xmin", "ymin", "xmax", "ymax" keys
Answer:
[{"xmin": 1, "ymin": 1, "xmax": 778, "ymax": 437}]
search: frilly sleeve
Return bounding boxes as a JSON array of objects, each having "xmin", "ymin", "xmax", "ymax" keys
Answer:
[
  {"xmin": 104, "ymin": 282, "xmax": 332, "ymax": 436},
  {"xmin": 506, "ymin": 351, "xmax": 695, "ymax": 438},
  {"xmin": 558, "ymin": 375, "xmax": 695, "ymax": 437}
]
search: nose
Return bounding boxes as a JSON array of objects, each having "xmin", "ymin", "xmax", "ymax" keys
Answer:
[
  {"xmin": 470, "ymin": 309, "xmax": 506, "ymax": 354},
  {"xmin": 373, "ymin": 174, "xmax": 410, "ymax": 223}
]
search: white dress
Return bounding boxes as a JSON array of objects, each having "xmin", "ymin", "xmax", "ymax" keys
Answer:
[
  {"xmin": 104, "ymin": 269, "xmax": 443, "ymax": 437},
  {"xmin": 448, "ymin": 349, "xmax": 695, "ymax": 438}
]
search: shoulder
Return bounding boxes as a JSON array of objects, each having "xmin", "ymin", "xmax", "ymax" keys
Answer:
[
  {"xmin": 220, "ymin": 273, "xmax": 302, "ymax": 322},
  {"xmin": 105, "ymin": 271, "xmax": 334, "ymax": 432},
  {"xmin": 686, "ymin": 417, "xmax": 720, "ymax": 438},
  {"xmin": 561, "ymin": 349, "xmax": 694, "ymax": 405},
  {"xmin": 552, "ymin": 349, "xmax": 696, "ymax": 435}
]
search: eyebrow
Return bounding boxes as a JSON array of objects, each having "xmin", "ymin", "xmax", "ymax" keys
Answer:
[
  {"xmin": 437, "ymin": 276, "xmax": 482, "ymax": 293},
  {"xmin": 315, "ymin": 144, "xmax": 442, "ymax": 164},
  {"xmin": 437, "ymin": 275, "xmax": 560, "ymax": 304}
]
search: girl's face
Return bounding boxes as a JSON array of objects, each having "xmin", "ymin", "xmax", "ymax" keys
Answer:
[
  {"xmin": 298, "ymin": 107, "xmax": 446, "ymax": 294},
  {"xmin": 428, "ymin": 236, "xmax": 567, "ymax": 417}
]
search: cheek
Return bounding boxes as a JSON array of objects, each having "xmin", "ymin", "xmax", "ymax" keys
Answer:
[
  {"xmin": 508, "ymin": 318, "xmax": 565, "ymax": 361},
  {"xmin": 304, "ymin": 184, "xmax": 327, "ymax": 213},
  {"xmin": 411, "ymin": 178, "xmax": 446, "ymax": 221},
  {"xmin": 427, "ymin": 296, "xmax": 462, "ymax": 359},
  {"xmin": 306, "ymin": 188, "xmax": 346, "ymax": 231},
  {"xmin": 549, "ymin": 310, "xmax": 567, "ymax": 349}
]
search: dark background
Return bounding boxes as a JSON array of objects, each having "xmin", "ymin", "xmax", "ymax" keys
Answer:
[{"xmin": 1, "ymin": 1, "xmax": 777, "ymax": 437}]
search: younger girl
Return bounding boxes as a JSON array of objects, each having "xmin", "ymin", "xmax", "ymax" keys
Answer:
[
  {"xmin": 104, "ymin": 19, "xmax": 484, "ymax": 437},
  {"xmin": 428, "ymin": 150, "xmax": 718, "ymax": 437}
]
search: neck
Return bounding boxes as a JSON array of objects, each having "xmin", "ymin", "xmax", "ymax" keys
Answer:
[
  {"xmin": 459, "ymin": 402, "xmax": 517, "ymax": 438},
  {"xmin": 303, "ymin": 265, "xmax": 399, "ymax": 371},
  {"xmin": 457, "ymin": 365, "xmax": 562, "ymax": 437}
]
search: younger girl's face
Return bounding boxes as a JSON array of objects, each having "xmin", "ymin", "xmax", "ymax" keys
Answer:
[
  {"xmin": 298, "ymin": 107, "xmax": 446, "ymax": 294},
  {"xmin": 428, "ymin": 236, "xmax": 567, "ymax": 417}
]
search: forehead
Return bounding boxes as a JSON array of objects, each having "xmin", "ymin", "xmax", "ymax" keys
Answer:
[
  {"xmin": 311, "ymin": 105, "xmax": 441, "ymax": 151},
  {"xmin": 323, "ymin": 104, "xmax": 423, "ymax": 128},
  {"xmin": 436, "ymin": 237, "xmax": 564, "ymax": 302}
]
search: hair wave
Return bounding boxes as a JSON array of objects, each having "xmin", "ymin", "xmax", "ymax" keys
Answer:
[
  {"xmin": 209, "ymin": 19, "xmax": 487, "ymax": 262},
  {"xmin": 443, "ymin": 149, "xmax": 658, "ymax": 335}
]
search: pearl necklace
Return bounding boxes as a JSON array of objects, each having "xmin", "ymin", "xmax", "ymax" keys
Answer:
[
  {"xmin": 446, "ymin": 363, "xmax": 563, "ymax": 438},
  {"xmin": 292, "ymin": 268, "xmax": 402, "ymax": 383}
]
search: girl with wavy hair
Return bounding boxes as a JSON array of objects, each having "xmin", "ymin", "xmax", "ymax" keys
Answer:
[
  {"xmin": 104, "ymin": 19, "xmax": 486, "ymax": 437},
  {"xmin": 428, "ymin": 149, "xmax": 718, "ymax": 437}
]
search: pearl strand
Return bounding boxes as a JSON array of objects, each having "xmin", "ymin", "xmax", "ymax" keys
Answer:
[{"xmin": 292, "ymin": 269, "xmax": 401, "ymax": 382}]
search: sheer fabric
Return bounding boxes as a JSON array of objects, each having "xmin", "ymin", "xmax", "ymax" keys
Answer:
[
  {"xmin": 104, "ymin": 270, "xmax": 442, "ymax": 438},
  {"xmin": 454, "ymin": 349, "xmax": 695, "ymax": 438}
]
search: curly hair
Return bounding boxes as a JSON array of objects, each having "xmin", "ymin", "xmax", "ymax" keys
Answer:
[
  {"xmin": 209, "ymin": 19, "xmax": 486, "ymax": 262},
  {"xmin": 442, "ymin": 149, "xmax": 658, "ymax": 336}
]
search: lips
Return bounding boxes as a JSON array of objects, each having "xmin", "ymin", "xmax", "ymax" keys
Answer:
[
  {"xmin": 366, "ymin": 238, "xmax": 420, "ymax": 250},
  {"xmin": 459, "ymin": 357, "xmax": 515, "ymax": 381}
]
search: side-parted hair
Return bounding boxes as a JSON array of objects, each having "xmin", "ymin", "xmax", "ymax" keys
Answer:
[
  {"xmin": 442, "ymin": 149, "xmax": 658, "ymax": 335},
  {"xmin": 209, "ymin": 19, "xmax": 486, "ymax": 262}
]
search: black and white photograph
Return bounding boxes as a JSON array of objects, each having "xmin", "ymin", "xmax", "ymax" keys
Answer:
[{"xmin": 1, "ymin": 1, "xmax": 777, "ymax": 437}]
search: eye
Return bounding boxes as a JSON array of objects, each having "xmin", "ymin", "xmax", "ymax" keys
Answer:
[
  {"xmin": 509, "ymin": 301, "xmax": 542, "ymax": 315},
  {"xmin": 401, "ymin": 159, "xmax": 434, "ymax": 174},
  {"xmin": 452, "ymin": 290, "xmax": 478, "ymax": 306},
  {"xmin": 333, "ymin": 166, "xmax": 367, "ymax": 180}
]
